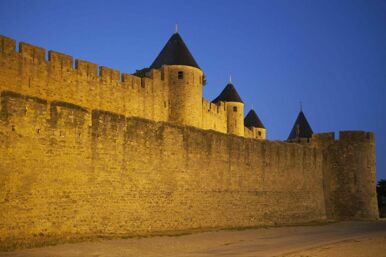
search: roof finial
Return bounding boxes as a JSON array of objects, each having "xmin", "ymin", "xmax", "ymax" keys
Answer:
[
  {"xmin": 175, "ymin": 24, "xmax": 178, "ymax": 34},
  {"xmin": 229, "ymin": 74, "xmax": 232, "ymax": 83},
  {"xmin": 252, "ymin": 104, "xmax": 254, "ymax": 110},
  {"xmin": 300, "ymin": 101, "xmax": 303, "ymax": 112}
]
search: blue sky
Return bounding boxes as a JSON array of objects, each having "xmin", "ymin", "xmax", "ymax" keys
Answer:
[{"xmin": 1, "ymin": 0, "xmax": 385, "ymax": 181}]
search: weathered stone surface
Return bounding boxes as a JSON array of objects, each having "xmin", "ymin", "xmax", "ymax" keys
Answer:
[
  {"xmin": 313, "ymin": 132, "xmax": 378, "ymax": 220},
  {"xmin": 0, "ymin": 91, "xmax": 328, "ymax": 249},
  {"xmin": 0, "ymin": 35, "xmax": 378, "ymax": 250},
  {"xmin": 0, "ymin": 35, "xmax": 231, "ymax": 136}
]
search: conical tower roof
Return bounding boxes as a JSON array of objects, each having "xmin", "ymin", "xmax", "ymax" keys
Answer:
[
  {"xmin": 287, "ymin": 111, "xmax": 313, "ymax": 140},
  {"xmin": 212, "ymin": 83, "xmax": 243, "ymax": 103},
  {"xmin": 245, "ymin": 109, "xmax": 265, "ymax": 129},
  {"xmin": 150, "ymin": 32, "xmax": 200, "ymax": 69}
]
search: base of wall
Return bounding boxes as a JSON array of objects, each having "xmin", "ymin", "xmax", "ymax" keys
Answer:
[{"xmin": 0, "ymin": 219, "xmax": 332, "ymax": 252}]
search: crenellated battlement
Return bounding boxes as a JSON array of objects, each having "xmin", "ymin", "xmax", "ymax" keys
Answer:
[
  {"xmin": 312, "ymin": 132, "xmax": 335, "ymax": 149},
  {"xmin": 0, "ymin": 31, "xmax": 379, "ymax": 249},
  {"xmin": 0, "ymin": 35, "xmax": 170, "ymax": 89},
  {"xmin": 339, "ymin": 130, "xmax": 374, "ymax": 142},
  {"xmin": 313, "ymin": 132, "xmax": 335, "ymax": 141},
  {"xmin": 312, "ymin": 131, "xmax": 374, "ymax": 149},
  {"xmin": 20, "ymin": 42, "xmax": 46, "ymax": 63},
  {"xmin": 201, "ymin": 98, "xmax": 227, "ymax": 133},
  {"xmin": 0, "ymin": 35, "xmax": 240, "ymax": 135},
  {"xmin": 312, "ymin": 130, "xmax": 378, "ymax": 221},
  {"xmin": 48, "ymin": 50, "xmax": 73, "ymax": 71},
  {"xmin": 0, "ymin": 34, "xmax": 173, "ymax": 124},
  {"xmin": 0, "ymin": 35, "xmax": 16, "ymax": 54},
  {"xmin": 75, "ymin": 59, "xmax": 98, "ymax": 79},
  {"xmin": 0, "ymin": 35, "xmax": 268, "ymax": 137},
  {"xmin": 0, "ymin": 35, "xmax": 148, "ymax": 83}
]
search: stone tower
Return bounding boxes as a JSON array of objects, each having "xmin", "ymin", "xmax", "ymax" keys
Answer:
[
  {"xmin": 287, "ymin": 109, "xmax": 313, "ymax": 143},
  {"xmin": 312, "ymin": 131, "xmax": 379, "ymax": 220},
  {"xmin": 213, "ymin": 81, "xmax": 244, "ymax": 136},
  {"xmin": 244, "ymin": 109, "xmax": 266, "ymax": 139},
  {"xmin": 150, "ymin": 32, "xmax": 203, "ymax": 128}
]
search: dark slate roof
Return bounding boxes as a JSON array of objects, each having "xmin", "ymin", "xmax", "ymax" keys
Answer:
[
  {"xmin": 287, "ymin": 111, "xmax": 314, "ymax": 140},
  {"xmin": 150, "ymin": 33, "xmax": 200, "ymax": 69},
  {"xmin": 212, "ymin": 83, "xmax": 243, "ymax": 103},
  {"xmin": 244, "ymin": 109, "xmax": 265, "ymax": 129}
]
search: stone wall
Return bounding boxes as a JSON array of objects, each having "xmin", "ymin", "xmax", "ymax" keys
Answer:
[
  {"xmin": 0, "ymin": 34, "xmax": 379, "ymax": 251},
  {"xmin": 201, "ymin": 99, "xmax": 227, "ymax": 133},
  {"xmin": 245, "ymin": 127, "xmax": 267, "ymax": 140},
  {"xmin": 0, "ymin": 35, "xmax": 171, "ymax": 123},
  {"xmin": 312, "ymin": 132, "xmax": 379, "ymax": 220},
  {"xmin": 0, "ymin": 90, "xmax": 327, "ymax": 250},
  {"xmin": 0, "ymin": 34, "xmax": 234, "ymax": 136}
]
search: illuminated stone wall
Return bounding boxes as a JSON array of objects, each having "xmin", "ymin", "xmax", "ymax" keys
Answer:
[
  {"xmin": 0, "ymin": 90, "xmax": 326, "ymax": 249},
  {"xmin": 0, "ymin": 34, "xmax": 378, "ymax": 251},
  {"xmin": 312, "ymin": 132, "xmax": 379, "ymax": 220},
  {"xmin": 0, "ymin": 35, "xmax": 246, "ymax": 137}
]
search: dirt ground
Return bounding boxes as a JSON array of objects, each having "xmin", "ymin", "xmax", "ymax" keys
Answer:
[
  {"xmin": 1, "ymin": 220, "xmax": 386, "ymax": 257},
  {"xmin": 282, "ymin": 234, "xmax": 386, "ymax": 257}
]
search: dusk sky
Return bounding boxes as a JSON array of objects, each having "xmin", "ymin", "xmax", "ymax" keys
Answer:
[{"xmin": 1, "ymin": 0, "xmax": 385, "ymax": 181}]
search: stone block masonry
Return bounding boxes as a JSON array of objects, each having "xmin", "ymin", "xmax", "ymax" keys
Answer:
[
  {"xmin": 0, "ymin": 35, "xmax": 173, "ymax": 125},
  {"xmin": 312, "ymin": 132, "xmax": 378, "ymax": 220},
  {"xmin": 0, "ymin": 33, "xmax": 379, "ymax": 250},
  {"xmin": 0, "ymin": 34, "xmax": 227, "ymax": 134},
  {"xmin": 0, "ymin": 90, "xmax": 326, "ymax": 249}
]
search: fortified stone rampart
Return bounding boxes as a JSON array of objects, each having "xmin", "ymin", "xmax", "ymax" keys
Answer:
[
  {"xmin": 0, "ymin": 35, "xmax": 169, "ymax": 123},
  {"xmin": 0, "ymin": 90, "xmax": 327, "ymax": 250},
  {"xmin": 312, "ymin": 132, "xmax": 379, "ymax": 220},
  {"xmin": 0, "ymin": 33, "xmax": 379, "ymax": 251},
  {"xmin": 201, "ymin": 99, "xmax": 227, "ymax": 132},
  {"xmin": 0, "ymin": 35, "xmax": 234, "ymax": 136},
  {"xmin": 244, "ymin": 126, "xmax": 266, "ymax": 140}
]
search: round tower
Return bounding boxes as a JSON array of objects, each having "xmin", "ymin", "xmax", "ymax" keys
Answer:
[
  {"xmin": 150, "ymin": 32, "xmax": 203, "ymax": 128},
  {"xmin": 213, "ymin": 81, "xmax": 244, "ymax": 136},
  {"xmin": 337, "ymin": 131, "xmax": 379, "ymax": 220},
  {"xmin": 164, "ymin": 65, "xmax": 203, "ymax": 128}
]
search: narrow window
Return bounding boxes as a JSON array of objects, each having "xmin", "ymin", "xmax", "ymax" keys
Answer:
[
  {"xmin": 178, "ymin": 71, "xmax": 184, "ymax": 79},
  {"xmin": 258, "ymin": 131, "xmax": 262, "ymax": 136},
  {"xmin": 233, "ymin": 106, "xmax": 237, "ymax": 112}
]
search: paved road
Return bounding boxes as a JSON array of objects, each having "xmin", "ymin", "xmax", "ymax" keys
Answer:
[{"xmin": 1, "ymin": 221, "xmax": 386, "ymax": 257}]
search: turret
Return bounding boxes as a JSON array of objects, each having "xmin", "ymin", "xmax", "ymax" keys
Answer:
[
  {"xmin": 312, "ymin": 131, "xmax": 379, "ymax": 220},
  {"xmin": 244, "ymin": 109, "xmax": 266, "ymax": 139},
  {"xmin": 150, "ymin": 31, "xmax": 203, "ymax": 128},
  {"xmin": 213, "ymin": 80, "xmax": 244, "ymax": 136},
  {"xmin": 287, "ymin": 108, "xmax": 313, "ymax": 143}
]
